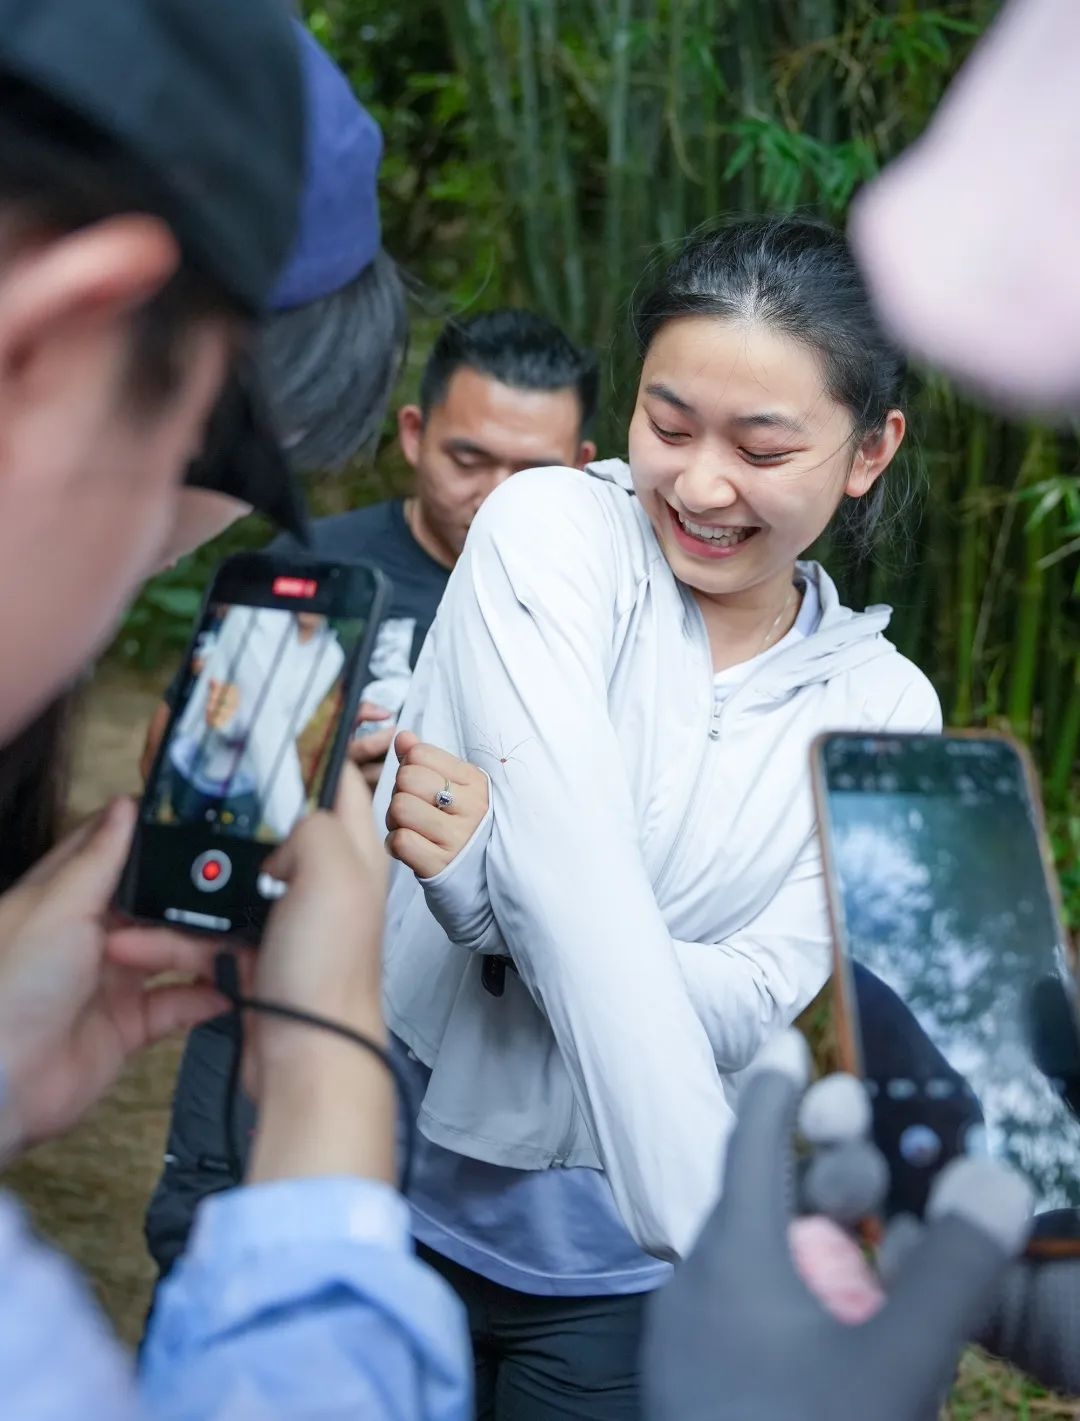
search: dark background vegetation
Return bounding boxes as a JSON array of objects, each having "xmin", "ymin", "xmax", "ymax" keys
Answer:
[{"xmin": 120, "ymin": 0, "xmax": 1079, "ymax": 929}]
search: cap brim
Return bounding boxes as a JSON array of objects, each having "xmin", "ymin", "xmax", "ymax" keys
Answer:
[{"xmin": 184, "ymin": 358, "xmax": 311, "ymax": 544}]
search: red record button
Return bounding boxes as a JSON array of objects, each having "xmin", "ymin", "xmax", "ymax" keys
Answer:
[{"xmin": 191, "ymin": 849, "xmax": 232, "ymax": 893}]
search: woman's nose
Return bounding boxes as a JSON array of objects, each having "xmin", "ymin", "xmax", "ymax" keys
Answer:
[{"xmin": 674, "ymin": 454, "xmax": 741, "ymax": 515}]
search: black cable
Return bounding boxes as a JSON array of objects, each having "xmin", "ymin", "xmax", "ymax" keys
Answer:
[{"xmin": 214, "ymin": 953, "xmax": 415, "ymax": 1197}]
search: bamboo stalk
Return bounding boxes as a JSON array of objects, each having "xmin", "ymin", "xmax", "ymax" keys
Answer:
[
  {"xmin": 1048, "ymin": 656, "xmax": 1080, "ymax": 807},
  {"xmin": 536, "ymin": 0, "xmax": 587, "ymax": 328},
  {"xmin": 515, "ymin": 0, "xmax": 561, "ymax": 314},
  {"xmin": 598, "ymin": 0, "xmax": 633, "ymax": 340},
  {"xmin": 953, "ymin": 410, "xmax": 988, "ymax": 726},
  {"xmin": 1007, "ymin": 430, "xmax": 1050, "ymax": 740}
]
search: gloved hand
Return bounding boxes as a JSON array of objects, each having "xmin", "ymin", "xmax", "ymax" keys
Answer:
[
  {"xmin": 642, "ymin": 1030, "xmax": 1033, "ymax": 1421},
  {"xmin": 795, "ymin": 1054, "xmax": 1080, "ymax": 1402}
]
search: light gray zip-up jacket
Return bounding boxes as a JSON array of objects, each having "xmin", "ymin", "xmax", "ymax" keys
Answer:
[{"xmin": 376, "ymin": 460, "xmax": 940, "ymax": 1260}]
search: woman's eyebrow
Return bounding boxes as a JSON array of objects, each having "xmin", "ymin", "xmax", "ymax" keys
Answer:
[
  {"xmin": 644, "ymin": 381, "xmax": 695, "ymax": 414},
  {"xmin": 645, "ymin": 386, "xmax": 807, "ymax": 436},
  {"xmin": 730, "ymin": 411, "xmax": 807, "ymax": 435}
]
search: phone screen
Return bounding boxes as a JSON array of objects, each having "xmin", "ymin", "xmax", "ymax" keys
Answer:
[
  {"xmin": 149, "ymin": 603, "xmax": 367, "ymax": 842},
  {"xmin": 120, "ymin": 555, "xmax": 387, "ymax": 941},
  {"xmin": 817, "ymin": 733, "xmax": 1080, "ymax": 1231}
]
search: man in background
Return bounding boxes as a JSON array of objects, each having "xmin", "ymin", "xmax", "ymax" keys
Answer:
[
  {"xmin": 143, "ymin": 307, "xmax": 598, "ymax": 787},
  {"xmin": 143, "ymin": 306, "xmax": 599, "ymax": 1281}
]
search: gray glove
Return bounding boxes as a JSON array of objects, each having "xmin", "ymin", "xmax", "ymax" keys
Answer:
[
  {"xmin": 800, "ymin": 1067, "xmax": 1080, "ymax": 1401},
  {"xmin": 642, "ymin": 1031, "xmax": 1033, "ymax": 1421}
]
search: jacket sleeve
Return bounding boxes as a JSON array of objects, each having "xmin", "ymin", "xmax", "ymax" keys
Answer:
[
  {"xmin": 410, "ymin": 469, "xmax": 735, "ymax": 1260},
  {"xmin": 0, "ymin": 1191, "xmax": 143, "ymax": 1421},
  {"xmin": 422, "ymin": 813, "xmax": 827, "ymax": 1074},
  {"xmin": 416, "ymin": 648, "xmax": 945, "ymax": 1078},
  {"xmin": 141, "ymin": 1179, "xmax": 471, "ymax": 1421}
]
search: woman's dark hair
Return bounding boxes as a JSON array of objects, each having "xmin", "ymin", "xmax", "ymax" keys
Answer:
[
  {"xmin": 257, "ymin": 248, "xmax": 409, "ymax": 474},
  {"xmin": 632, "ymin": 217, "xmax": 915, "ymax": 554},
  {"xmin": 0, "ymin": 76, "xmax": 238, "ymax": 409},
  {"xmin": 0, "ymin": 687, "xmax": 78, "ymax": 895}
]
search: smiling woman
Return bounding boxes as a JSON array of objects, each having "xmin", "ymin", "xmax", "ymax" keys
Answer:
[{"xmin": 375, "ymin": 216, "xmax": 941, "ymax": 1419}]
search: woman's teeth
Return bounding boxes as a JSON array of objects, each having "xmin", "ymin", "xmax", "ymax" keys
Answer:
[{"xmin": 678, "ymin": 513, "xmax": 754, "ymax": 547}]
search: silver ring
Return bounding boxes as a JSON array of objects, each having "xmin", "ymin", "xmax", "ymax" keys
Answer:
[{"xmin": 434, "ymin": 780, "xmax": 455, "ymax": 811}]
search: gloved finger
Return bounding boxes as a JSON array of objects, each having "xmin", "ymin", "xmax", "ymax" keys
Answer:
[
  {"xmin": 878, "ymin": 1212, "xmax": 923, "ymax": 1286},
  {"xmin": 800, "ymin": 1139, "xmax": 890, "ymax": 1226},
  {"xmin": 707, "ymin": 1030, "xmax": 815, "ymax": 1292},
  {"xmin": 799, "ymin": 1072, "xmax": 871, "ymax": 1146},
  {"xmin": 863, "ymin": 1158, "xmax": 1033, "ymax": 1414}
]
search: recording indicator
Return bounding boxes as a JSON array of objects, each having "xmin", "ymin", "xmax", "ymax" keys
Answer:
[{"xmin": 272, "ymin": 576, "xmax": 318, "ymax": 599}]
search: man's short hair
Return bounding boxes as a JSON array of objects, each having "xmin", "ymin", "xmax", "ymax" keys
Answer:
[{"xmin": 419, "ymin": 309, "xmax": 599, "ymax": 435}]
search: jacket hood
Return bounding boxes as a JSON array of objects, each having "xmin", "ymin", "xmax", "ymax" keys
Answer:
[{"xmin": 585, "ymin": 457, "xmax": 896, "ymax": 705}]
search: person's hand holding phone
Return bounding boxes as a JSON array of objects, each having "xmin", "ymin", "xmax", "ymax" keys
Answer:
[
  {"xmin": 347, "ymin": 700, "xmax": 397, "ymax": 789},
  {"xmin": 0, "ymin": 799, "xmax": 226, "ymax": 1158},
  {"xmin": 245, "ymin": 761, "xmax": 396, "ymax": 1187}
]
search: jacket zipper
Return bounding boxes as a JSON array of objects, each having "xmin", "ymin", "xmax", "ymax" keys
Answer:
[{"xmin": 652, "ymin": 598, "xmax": 719, "ymax": 900}]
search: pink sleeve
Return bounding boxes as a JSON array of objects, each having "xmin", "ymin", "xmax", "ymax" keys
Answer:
[{"xmin": 850, "ymin": 0, "xmax": 1080, "ymax": 413}]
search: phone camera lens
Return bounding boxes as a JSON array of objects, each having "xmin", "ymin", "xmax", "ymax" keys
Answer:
[{"xmin": 899, "ymin": 1124, "xmax": 941, "ymax": 1168}]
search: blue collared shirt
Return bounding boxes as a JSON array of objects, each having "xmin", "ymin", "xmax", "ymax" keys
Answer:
[{"xmin": 1, "ymin": 1177, "xmax": 471, "ymax": 1421}]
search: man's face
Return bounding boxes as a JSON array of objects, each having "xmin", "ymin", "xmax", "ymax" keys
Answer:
[
  {"xmin": 398, "ymin": 366, "xmax": 596, "ymax": 564},
  {"xmin": 0, "ymin": 218, "xmax": 233, "ymax": 742}
]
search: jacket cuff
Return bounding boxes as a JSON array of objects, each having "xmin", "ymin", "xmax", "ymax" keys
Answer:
[{"xmin": 417, "ymin": 791, "xmax": 504, "ymax": 953}]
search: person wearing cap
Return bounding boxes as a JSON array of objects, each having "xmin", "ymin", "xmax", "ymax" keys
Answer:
[
  {"xmin": 165, "ymin": 20, "xmax": 408, "ymax": 565},
  {"xmin": 138, "ymin": 18, "xmax": 409, "ymax": 786},
  {"xmin": 0, "ymin": 3, "xmax": 468, "ymax": 1419},
  {"xmin": 0, "ymin": 17, "xmax": 409, "ymax": 894}
]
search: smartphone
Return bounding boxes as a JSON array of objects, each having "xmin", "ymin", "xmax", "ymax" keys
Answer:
[
  {"xmin": 117, "ymin": 553, "xmax": 389, "ymax": 943},
  {"xmin": 813, "ymin": 730, "xmax": 1080, "ymax": 1256}
]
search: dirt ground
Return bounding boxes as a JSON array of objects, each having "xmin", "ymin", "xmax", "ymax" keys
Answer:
[{"xmin": 2, "ymin": 665, "xmax": 180, "ymax": 1345}]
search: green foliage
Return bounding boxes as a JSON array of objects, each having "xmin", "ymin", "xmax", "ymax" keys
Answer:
[
  {"xmin": 1052, "ymin": 809, "xmax": 1080, "ymax": 931},
  {"xmin": 119, "ymin": 0, "xmax": 1078, "ymax": 863}
]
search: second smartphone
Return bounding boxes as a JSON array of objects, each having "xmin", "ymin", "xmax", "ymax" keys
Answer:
[
  {"xmin": 814, "ymin": 730, "xmax": 1080, "ymax": 1256},
  {"xmin": 117, "ymin": 552, "xmax": 389, "ymax": 944}
]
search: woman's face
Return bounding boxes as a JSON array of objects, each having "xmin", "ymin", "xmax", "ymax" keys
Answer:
[{"xmin": 628, "ymin": 317, "xmax": 903, "ymax": 605}]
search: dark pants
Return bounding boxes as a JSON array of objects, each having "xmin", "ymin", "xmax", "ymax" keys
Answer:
[
  {"xmin": 417, "ymin": 1244, "xmax": 647, "ymax": 1421},
  {"xmin": 145, "ymin": 1013, "xmax": 254, "ymax": 1285}
]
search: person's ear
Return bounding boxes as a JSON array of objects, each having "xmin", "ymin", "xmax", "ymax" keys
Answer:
[
  {"xmin": 845, "ymin": 409, "xmax": 906, "ymax": 499},
  {"xmin": 576, "ymin": 439, "xmax": 598, "ymax": 469},
  {"xmin": 397, "ymin": 404, "xmax": 424, "ymax": 469},
  {"xmin": 0, "ymin": 215, "xmax": 179, "ymax": 405}
]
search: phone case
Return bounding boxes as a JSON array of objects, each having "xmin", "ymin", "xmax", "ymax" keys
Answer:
[{"xmin": 810, "ymin": 728, "xmax": 1080, "ymax": 1259}]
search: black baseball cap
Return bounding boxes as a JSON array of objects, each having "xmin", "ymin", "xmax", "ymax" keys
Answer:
[{"xmin": 0, "ymin": 0, "xmax": 309, "ymax": 535}]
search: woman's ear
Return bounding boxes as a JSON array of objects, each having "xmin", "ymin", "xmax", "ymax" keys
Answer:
[{"xmin": 845, "ymin": 409, "xmax": 906, "ymax": 498}]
